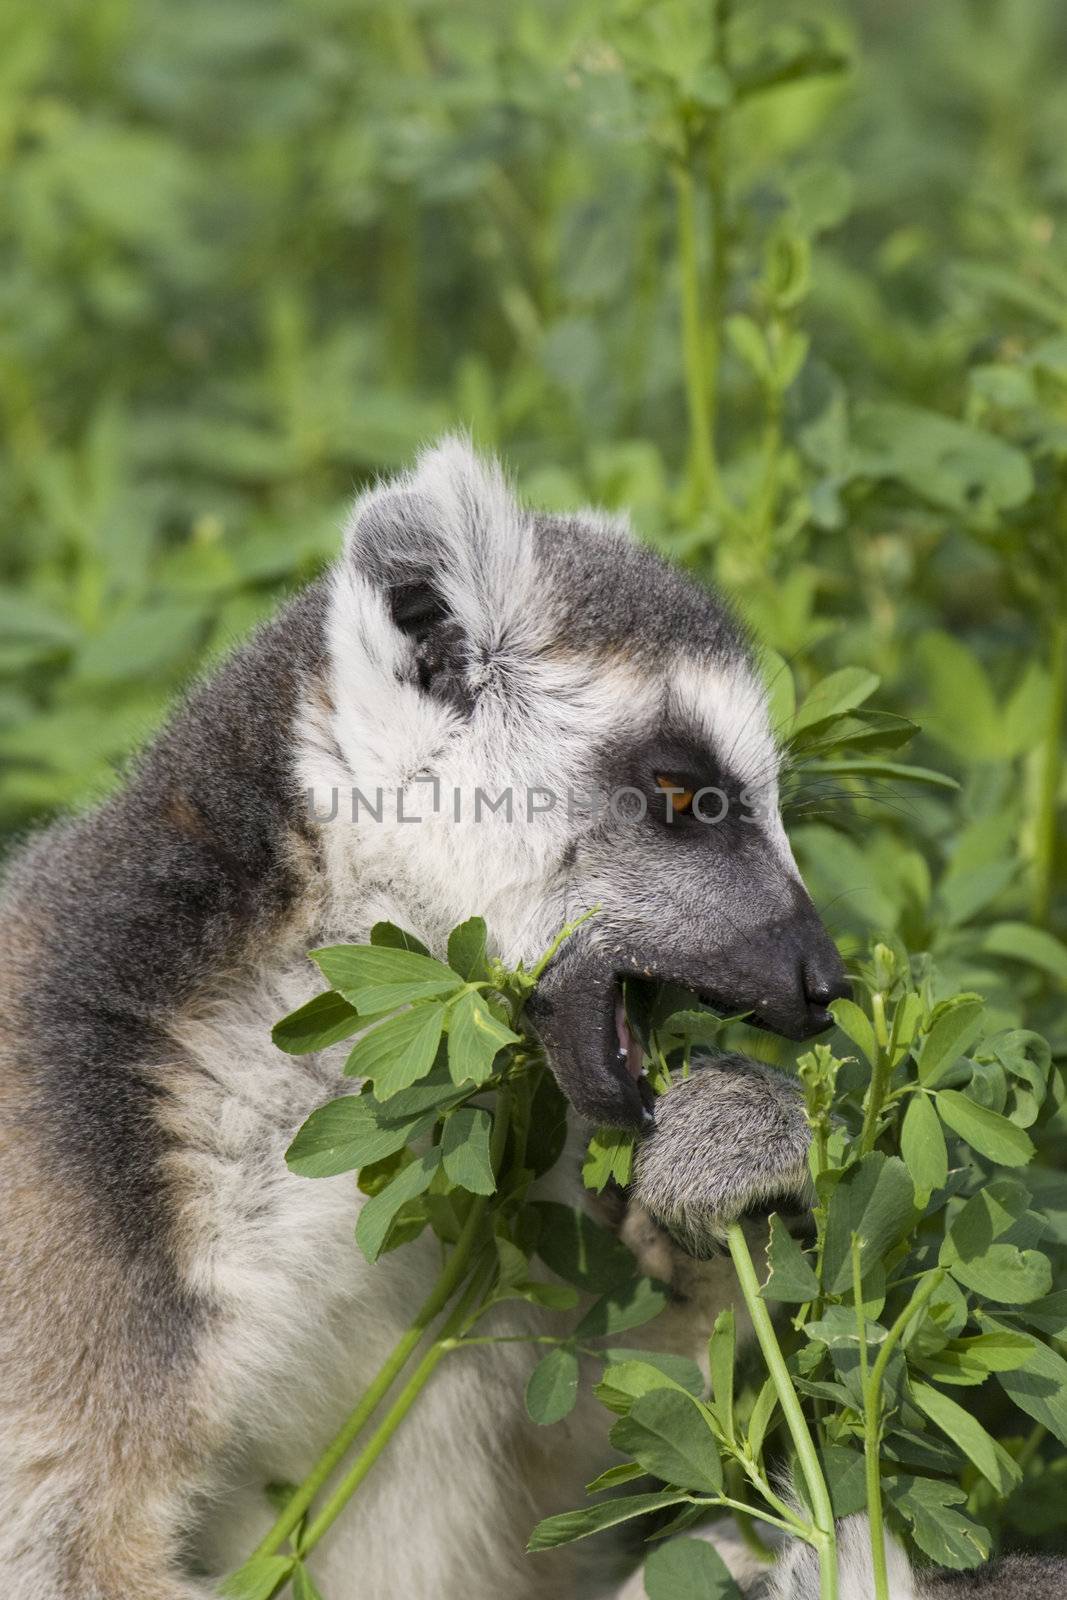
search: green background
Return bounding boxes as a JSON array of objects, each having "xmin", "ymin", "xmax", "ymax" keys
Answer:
[
  {"xmin": 4, "ymin": 0, "xmax": 1067, "ymax": 1560},
  {"xmin": 3, "ymin": 0, "xmax": 1067, "ymax": 1042}
]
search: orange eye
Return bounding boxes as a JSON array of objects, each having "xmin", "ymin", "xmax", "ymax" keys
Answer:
[{"xmin": 654, "ymin": 774, "xmax": 695, "ymax": 815}]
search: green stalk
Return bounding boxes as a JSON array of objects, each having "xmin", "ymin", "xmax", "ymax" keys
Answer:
[
  {"xmin": 525, "ymin": 905, "xmax": 598, "ymax": 987},
  {"xmin": 244, "ymin": 1064, "xmax": 517, "ymax": 1589},
  {"xmin": 852, "ymin": 1237, "xmax": 889, "ymax": 1600},
  {"xmin": 674, "ymin": 156, "xmax": 717, "ymax": 515},
  {"xmin": 249, "ymin": 1191, "xmax": 492, "ymax": 1561},
  {"xmin": 294, "ymin": 1263, "xmax": 491, "ymax": 1559},
  {"xmin": 724, "ymin": 1461, "xmax": 778, "ymax": 1565},
  {"xmin": 706, "ymin": 0, "xmax": 732, "ymax": 480},
  {"xmin": 1031, "ymin": 612, "xmax": 1066, "ymax": 926},
  {"xmin": 854, "ymin": 1266, "xmax": 947, "ymax": 1600},
  {"xmin": 859, "ymin": 992, "xmax": 891, "ymax": 1155},
  {"xmin": 868, "ymin": 1268, "xmax": 945, "ymax": 1402},
  {"xmin": 726, "ymin": 1223, "xmax": 838, "ymax": 1600}
]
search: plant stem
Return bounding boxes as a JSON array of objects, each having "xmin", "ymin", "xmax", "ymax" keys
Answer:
[
  {"xmin": 848, "ymin": 1266, "xmax": 945, "ymax": 1600},
  {"xmin": 852, "ymin": 1237, "xmax": 890, "ymax": 1600},
  {"xmin": 859, "ymin": 993, "xmax": 892, "ymax": 1154},
  {"xmin": 725, "ymin": 1463, "xmax": 778, "ymax": 1562},
  {"xmin": 674, "ymin": 155, "xmax": 717, "ymax": 515},
  {"xmin": 726, "ymin": 1223, "xmax": 838, "ymax": 1600},
  {"xmin": 245, "ymin": 1075, "xmax": 515, "ymax": 1588},
  {"xmin": 869, "ymin": 1269, "xmax": 945, "ymax": 1398},
  {"xmin": 249, "ymin": 1192, "xmax": 492, "ymax": 1561},
  {"xmin": 703, "ymin": 1496, "xmax": 807, "ymax": 1538},
  {"xmin": 706, "ymin": 0, "xmax": 732, "ymax": 489},
  {"xmin": 1031, "ymin": 612, "xmax": 1066, "ymax": 926},
  {"xmin": 525, "ymin": 905, "xmax": 598, "ymax": 987},
  {"xmin": 295, "ymin": 1263, "xmax": 491, "ymax": 1560}
]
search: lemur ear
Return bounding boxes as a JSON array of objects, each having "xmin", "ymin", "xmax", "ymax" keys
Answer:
[{"xmin": 342, "ymin": 437, "xmax": 534, "ymax": 706}]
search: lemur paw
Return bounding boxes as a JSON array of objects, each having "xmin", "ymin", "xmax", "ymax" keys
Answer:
[{"xmin": 628, "ymin": 1055, "xmax": 812, "ymax": 1258}]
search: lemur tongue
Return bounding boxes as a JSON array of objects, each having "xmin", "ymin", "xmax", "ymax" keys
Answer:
[{"xmin": 614, "ymin": 996, "xmax": 645, "ymax": 1080}]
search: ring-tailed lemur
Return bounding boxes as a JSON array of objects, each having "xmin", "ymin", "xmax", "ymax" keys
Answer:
[{"xmin": 0, "ymin": 440, "xmax": 1055, "ymax": 1599}]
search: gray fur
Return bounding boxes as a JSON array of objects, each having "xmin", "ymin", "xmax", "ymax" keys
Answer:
[
  {"xmin": 1, "ymin": 438, "xmax": 1036, "ymax": 1600},
  {"xmin": 630, "ymin": 1057, "xmax": 812, "ymax": 1257},
  {"xmin": 760, "ymin": 1514, "xmax": 1067, "ymax": 1599},
  {"xmin": 1, "ymin": 585, "xmax": 327, "ymax": 1275}
]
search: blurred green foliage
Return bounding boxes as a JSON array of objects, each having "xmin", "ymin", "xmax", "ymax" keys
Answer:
[
  {"xmin": 3, "ymin": 0, "xmax": 1067, "ymax": 1011},
  {"xmin": 3, "ymin": 0, "xmax": 1067, "ymax": 1563}
]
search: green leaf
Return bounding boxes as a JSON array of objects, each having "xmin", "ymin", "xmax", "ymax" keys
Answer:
[
  {"xmin": 370, "ymin": 921, "xmax": 431, "ymax": 957},
  {"xmin": 900, "ymin": 1093, "xmax": 948, "ymax": 1200},
  {"xmin": 707, "ymin": 1309, "xmax": 735, "ymax": 1440},
  {"xmin": 446, "ymin": 916, "xmax": 490, "ymax": 980},
  {"xmin": 803, "ymin": 758, "xmax": 958, "ymax": 791},
  {"xmin": 812, "ymin": 709, "xmax": 918, "ymax": 754},
  {"xmin": 0, "ymin": 587, "xmax": 78, "ymax": 646},
  {"xmin": 884, "ymin": 1474, "xmax": 990, "ymax": 1570},
  {"xmin": 941, "ymin": 1179, "xmax": 1029, "ymax": 1256},
  {"xmin": 760, "ymin": 647, "xmax": 796, "ymax": 738},
  {"xmin": 849, "ymin": 401, "xmax": 1033, "ymax": 520},
  {"xmin": 915, "ymin": 1331, "xmax": 1036, "ymax": 1385},
  {"xmin": 792, "ymin": 668, "xmax": 881, "ymax": 738},
  {"xmin": 598, "ymin": 1356, "xmax": 687, "ymax": 1420},
  {"xmin": 982, "ymin": 922, "xmax": 1067, "ymax": 984},
  {"xmin": 610, "ymin": 1389, "xmax": 723, "ymax": 1495},
  {"xmin": 575, "ymin": 1276, "xmax": 670, "ymax": 1339},
  {"xmin": 355, "ymin": 1147, "xmax": 443, "ymax": 1263},
  {"xmin": 819, "ymin": 1443, "xmax": 869, "ymax": 1518},
  {"xmin": 987, "ymin": 1320, "xmax": 1067, "ymax": 1448},
  {"xmin": 594, "ymin": 1359, "xmax": 694, "ymax": 1417},
  {"xmin": 918, "ymin": 1000, "xmax": 984, "ymax": 1087},
  {"xmin": 344, "ymin": 1004, "xmax": 446, "ymax": 1098},
  {"xmin": 761, "ymin": 1213, "xmax": 821, "ymax": 1302},
  {"xmin": 440, "ymin": 1107, "xmax": 496, "ymax": 1195},
  {"xmin": 935, "ymin": 1090, "xmax": 1035, "ymax": 1166},
  {"xmin": 603, "ymin": 1350, "xmax": 704, "ymax": 1396},
  {"xmin": 219, "ymin": 1556, "xmax": 296, "ymax": 1600},
  {"xmin": 532, "ymin": 1202, "xmax": 637, "ymax": 1292},
  {"xmin": 910, "ymin": 1381, "xmax": 1021, "ymax": 1494},
  {"xmin": 947, "ymin": 1245, "xmax": 1052, "ymax": 1305},
  {"xmin": 286, "ymin": 1096, "xmax": 435, "ymax": 1179},
  {"xmin": 365, "ymin": 1062, "xmax": 469, "ymax": 1122},
  {"xmin": 939, "ymin": 1183, "xmax": 1053, "ymax": 1302},
  {"xmin": 525, "ymin": 1346, "xmax": 580, "ymax": 1425},
  {"xmin": 447, "ymin": 989, "xmax": 520, "ymax": 1086},
  {"xmin": 830, "ymin": 997, "xmax": 877, "ymax": 1066},
  {"xmin": 77, "ymin": 602, "xmax": 208, "ymax": 683},
  {"xmin": 726, "ymin": 314, "xmax": 773, "ymax": 383},
  {"xmin": 746, "ymin": 1377, "xmax": 779, "ymax": 1461},
  {"xmin": 292, "ymin": 1565, "xmax": 326, "ymax": 1600},
  {"xmin": 1020, "ymin": 1290, "xmax": 1067, "ymax": 1337},
  {"xmin": 585, "ymin": 1461, "xmax": 646, "ymax": 1493},
  {"xmin": 272, "ymin": 990, "xmax": 361, "ymax": 1054},
  {"xmin": 311, "ymin": 945, "xmax": 461, "ymax": 1011},
  {"xmin": 582, "ymin": 1126, "xmax": 636, "ymax": 1192},
  {"xmin": 642, "ymin": 1537, "xmax": 742, "ymax": 1599},
  {"xmin": 822, "ymin": 1153, "xmax": 916, "ymax": 1295},
  {"xmin": 527, "ymin": 1491, "xmax": 689, "ymax": 1552}
]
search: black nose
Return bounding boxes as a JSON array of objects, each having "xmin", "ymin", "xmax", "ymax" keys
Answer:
[{"xmin": 802, "ymin": 959, "xmax": 851, "ymax": 1017}]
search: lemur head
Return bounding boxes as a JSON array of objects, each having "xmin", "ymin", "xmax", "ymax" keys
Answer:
[{"xmin": 302, "ymin": 438, "xmax": 848, "ymax": 1129}]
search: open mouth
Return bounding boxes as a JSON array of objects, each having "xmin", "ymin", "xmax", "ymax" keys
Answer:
[
  {"xmin": 613, "ymin": 992, "xmax": 645, "ymax": 1081},
  {"xmin": 527, "ymin": 946, "xmax": 839, "ymax": 1132}
]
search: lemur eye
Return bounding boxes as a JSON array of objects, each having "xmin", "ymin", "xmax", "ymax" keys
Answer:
[{"xmin": 654, "ymin": 774, "xmax": 694, "ymax": 816}]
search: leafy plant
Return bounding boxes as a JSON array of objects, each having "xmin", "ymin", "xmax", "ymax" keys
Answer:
[
  {"xmin": 4, "ymin": 0, "xmax": 1067, "ymax": 1584},
  {"xmin": 222, "ymin": 910, "xmax": 679, "ymax": 1600},
  {"xmin": 527, "ymin": 941, "xmax": 1067, "ymax": 1600}
]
